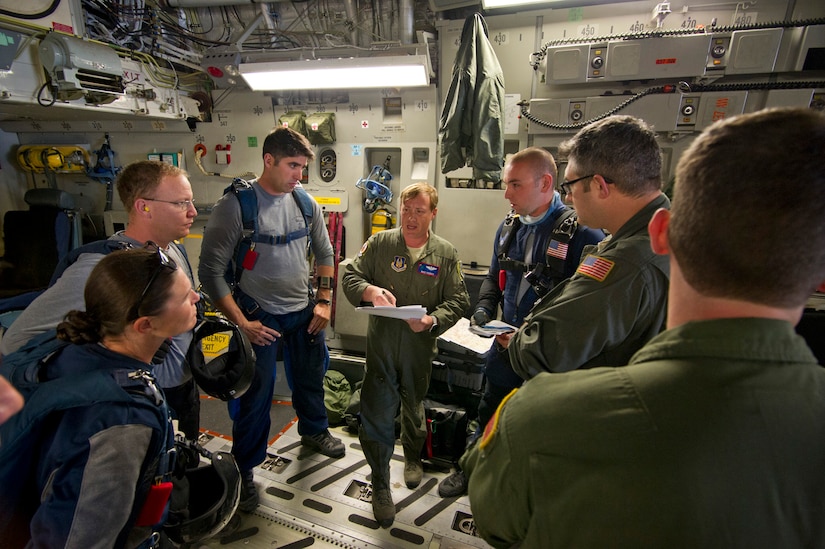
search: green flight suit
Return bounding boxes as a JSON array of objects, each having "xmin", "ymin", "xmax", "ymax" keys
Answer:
[
  {"xmin": 342, "ymin": 228, "xmax": 469, "ymax": 485},
  {"xmin": 462, "ymin": 318, "xmax": 825, "ymax": 549}
]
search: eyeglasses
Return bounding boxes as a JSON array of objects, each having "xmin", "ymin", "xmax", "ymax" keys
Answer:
[
  {"xmin": 559, "ymin": 174, "xmax": 615, "ymax": 195},
  {"xmin": 559, "ymin": 174, "xmax": 595, "ymax": 196},
  {"xmin": 142, "ymin": 197, "xmax": 196, "ymax": 211},
  {"xmin": 132, "ymin": 242, "xmax": 177, "ymax": 318}
]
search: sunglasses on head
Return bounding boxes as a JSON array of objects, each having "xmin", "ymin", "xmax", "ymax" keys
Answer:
[{"xmin": 131, "ymin": 242, "xmax": 177, "ymax": 318}]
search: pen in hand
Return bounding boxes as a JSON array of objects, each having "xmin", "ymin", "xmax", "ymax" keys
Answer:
[{"xmin": 378, "ymin": 288, "xmax": 397, "ymax": 306}]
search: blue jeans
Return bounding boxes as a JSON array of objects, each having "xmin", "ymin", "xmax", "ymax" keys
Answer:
[{"xmin": 229, "ymin": 294, "xmax": 329, "ymax": 472}]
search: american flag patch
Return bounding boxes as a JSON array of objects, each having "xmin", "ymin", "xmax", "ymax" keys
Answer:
[
  {"xmin": 577, "ymin": 254, "xmax": 615, "ymax": 282},
  {"xmin": 546, "ymin": 239, "xmax": 568, "ymax": 260}
]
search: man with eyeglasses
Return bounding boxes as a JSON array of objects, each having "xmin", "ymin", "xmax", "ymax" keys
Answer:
[
  {"xmin": 0, "ymin": 160, "xmax": 201, "ymax": 439},
  {"xmin": 438, "ymin": 147, "xmax": 605, "ymax": 498},
  {"xmin": 462, "ymin": 107, "xmax": 825, "ymax": 548},
  {"xmin": 498, "ymin": 114, "xmax": 671, "ymax": 380}
]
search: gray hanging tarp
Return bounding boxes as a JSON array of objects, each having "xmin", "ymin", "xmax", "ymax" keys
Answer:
[{"xmin": 438, "ymin": 13, "xmax": 506, "ymax": 185}]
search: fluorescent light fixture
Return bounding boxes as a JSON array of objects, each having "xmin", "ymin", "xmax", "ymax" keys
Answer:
[{"xmin": 239, "ymin": 55, "xmax": 430, "ymax": 91}]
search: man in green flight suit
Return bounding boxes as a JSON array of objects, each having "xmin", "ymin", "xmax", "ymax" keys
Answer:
[
  {"xmin": 342, "ymin": 182, "xmax": 469, "ymax": 528},
  {"xmin": 462, "ymin": 107, "xmax": 825, "ymax": 548},
  {"xmin": 496, "ymin": 115, "xmax": 670, "ymax": 377}
]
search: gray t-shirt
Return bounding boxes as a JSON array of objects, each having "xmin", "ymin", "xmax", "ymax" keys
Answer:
[{"xmin": 198, "ymin": 182, "xmax": 334, "ymax": 315}]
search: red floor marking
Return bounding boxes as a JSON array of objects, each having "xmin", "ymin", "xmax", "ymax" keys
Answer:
[{"xmin": 270, "ymin": 417, "xmax": 299, "ymax": 444}]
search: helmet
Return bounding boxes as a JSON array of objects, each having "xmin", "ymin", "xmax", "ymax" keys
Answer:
[
  {"xmin": 188, "ymin": 316, "xmax": 254, "ymax": 401},
  {"xmin": 165, "ymin": 444, "xmax": 241, "ymax": 544}
]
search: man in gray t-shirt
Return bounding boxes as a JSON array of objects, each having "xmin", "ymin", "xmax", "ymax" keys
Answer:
[{"xmin": 198, "ymin": 127, "xmax": 344, "ymax": 514}]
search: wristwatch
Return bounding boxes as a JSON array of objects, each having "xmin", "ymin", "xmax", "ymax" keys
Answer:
[
  {"xmin": 429, "ymin": 316, "xmax": 438, "ymax": 332},
  {"xmin": 317, "ymin": 299, "xmax": 331, "ymax": 306}
]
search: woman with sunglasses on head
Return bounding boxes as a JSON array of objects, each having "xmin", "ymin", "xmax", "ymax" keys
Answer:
[{"xmin": 0, "ymin": 245, "xmax": 200, "ymax": 548}]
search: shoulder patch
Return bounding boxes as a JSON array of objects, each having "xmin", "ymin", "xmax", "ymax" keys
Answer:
[
  {"xmin": 576, "ymin": 254, "xmax": 615, "ymax": 282},
  {"xmin": 479, "ymin": 388, "xmax": 518, "ymax": 450},
  {"xmin": 392, "ymin": 256, "xmax": 408, "ymax": 272},
  {"xmin": 358, "ymin": 241, "xmax": 368, "ymax": 257},
  {"xmin": 546, "ymin": 239, "xmax": 569, "ymax": 260}
]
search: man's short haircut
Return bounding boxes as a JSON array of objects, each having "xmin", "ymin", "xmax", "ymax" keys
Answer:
[
  {"xmin": 669, "ymin": 107, "xmax": 825, "ymax": 308},
  {"xmin": 507, "ymin": 147, "xmax": 558, "ymax": 185},
  {"xmin": 117, "ymin": 160, "xmax": 187, "ymax": 213},
  {"xmin": 400, "ymin": 182, "xmax": 438, "ymax": 210},
  {"xmin": 558, "ymin": 115, "xmax": 662, "ymax": 197},
  {"xmin": 263, "ymin": 127, "xmax": 315, "ymax": 163}
]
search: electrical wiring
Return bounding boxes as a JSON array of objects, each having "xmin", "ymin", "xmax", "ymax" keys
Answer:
[
  {"xmin": 246, "ymin": 28, "xmax": 304, "ymax": 49},
  {"xmin": 185, "ymin": 6, "xmax": 215, "ymax": 36},
  {"xmin": 106, "ymin": 45, "xmax": 184, "ymax": 90},
  {"xmin": 280, "ymin": 1, "xmax": 350, "ymax": 46},
  {"xmin": 84, "ymin": 0, "xmax": 149, "ymax": 48},
  {"xmin": 218, "ymin": 6, "xmax": 232, "ymax": 42},
  {"xmin": 81, "ymin": 0, "xmax": 372, "ymax": 70},
  {"xmin": 82, "ymin": 0, "xmax": 193, "ymax": 69},
  {"xmin": 154, "ymin": 38, "xmax": 203, "ymax": 65},
  {"xmin": 229, "ymin": 4, "xmax": 244, "ymax": 28},
  {"xmin": 86, "ymin": 19, "xmax": 128, "ymax": 48},
  {"xmin": 283, "ymin": 2, "xmax": 313, "ymax": 35},
  {"xmin": 72, "ymin": 0, "xmax": 424, "ymax": 92},
  {"xmin": 135, "ymin": 56, "xmax": 205, "ymax": 89},
  {"xmin": 158, "ymin": 23, "xmax": 232, "ymax": 49},
  {"xmin": 37, "ymin": 81, "xmax": 57, "ymax": 107},
  {"xmin": 137, "ymin": 6, "xmax": 231, "ymax": 50}
]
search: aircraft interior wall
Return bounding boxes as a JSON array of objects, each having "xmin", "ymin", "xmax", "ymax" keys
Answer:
[{"xmin": 0, "ymin": 0, "xmax": 823, "ymax": 354}]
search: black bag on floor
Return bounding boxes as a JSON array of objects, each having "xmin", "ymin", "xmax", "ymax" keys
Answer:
[{"xmin": 422, "ymin": 399, "xmax": 469, "ymax": 463}]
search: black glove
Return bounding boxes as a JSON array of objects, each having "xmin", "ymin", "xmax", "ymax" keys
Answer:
[
  {"xmin": 471, "ymin": 308, "xmax": 492, "ymax": 327},
  {"xmin": 152, "ymin": 338, "xmax": 172, "ymax": 365}
]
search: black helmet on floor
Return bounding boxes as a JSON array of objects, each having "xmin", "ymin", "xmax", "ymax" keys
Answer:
[
  {"xmin": 165, "ymin": 444, "xmax": 242, "ymax": 544},
  {"xmin": 188, "ymin": 316, "xmax": 254, "ymax": 401}
]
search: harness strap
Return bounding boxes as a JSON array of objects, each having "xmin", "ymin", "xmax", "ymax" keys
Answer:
[
  {"xmin": 498, "ymin": 258, "xmax": 534, "ymax": 272},
  {"xmin": 227, "ymin": 179, "xmax": 315, "ymax": 287},
  {"xmin": 495, "ymin": 211, "xmax": 521, "ymax": 263},
  {"xmin": 497, "ymin": 208, "xmax": 580, "ymax": 295},
  {"xmin": 112, "ymin": 369, "xmax": 175, "ymax": 478},
  {"xmin": 252, "ymin": 226, "xmax": 311, "ymax": 246},
  {"xmin": 542, "ymin": 209, "xmax": 578, "ymax": 279}
]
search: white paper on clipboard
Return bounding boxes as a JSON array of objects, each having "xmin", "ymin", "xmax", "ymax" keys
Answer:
[{"xmin": 356, "ymin": 305, "xmax": 427, "ymax": 320}]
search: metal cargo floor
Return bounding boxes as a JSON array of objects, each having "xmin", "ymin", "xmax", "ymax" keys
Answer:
[{"xmin": 195, "ymin": 420, "xmax": 490, "ymax": 549}]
